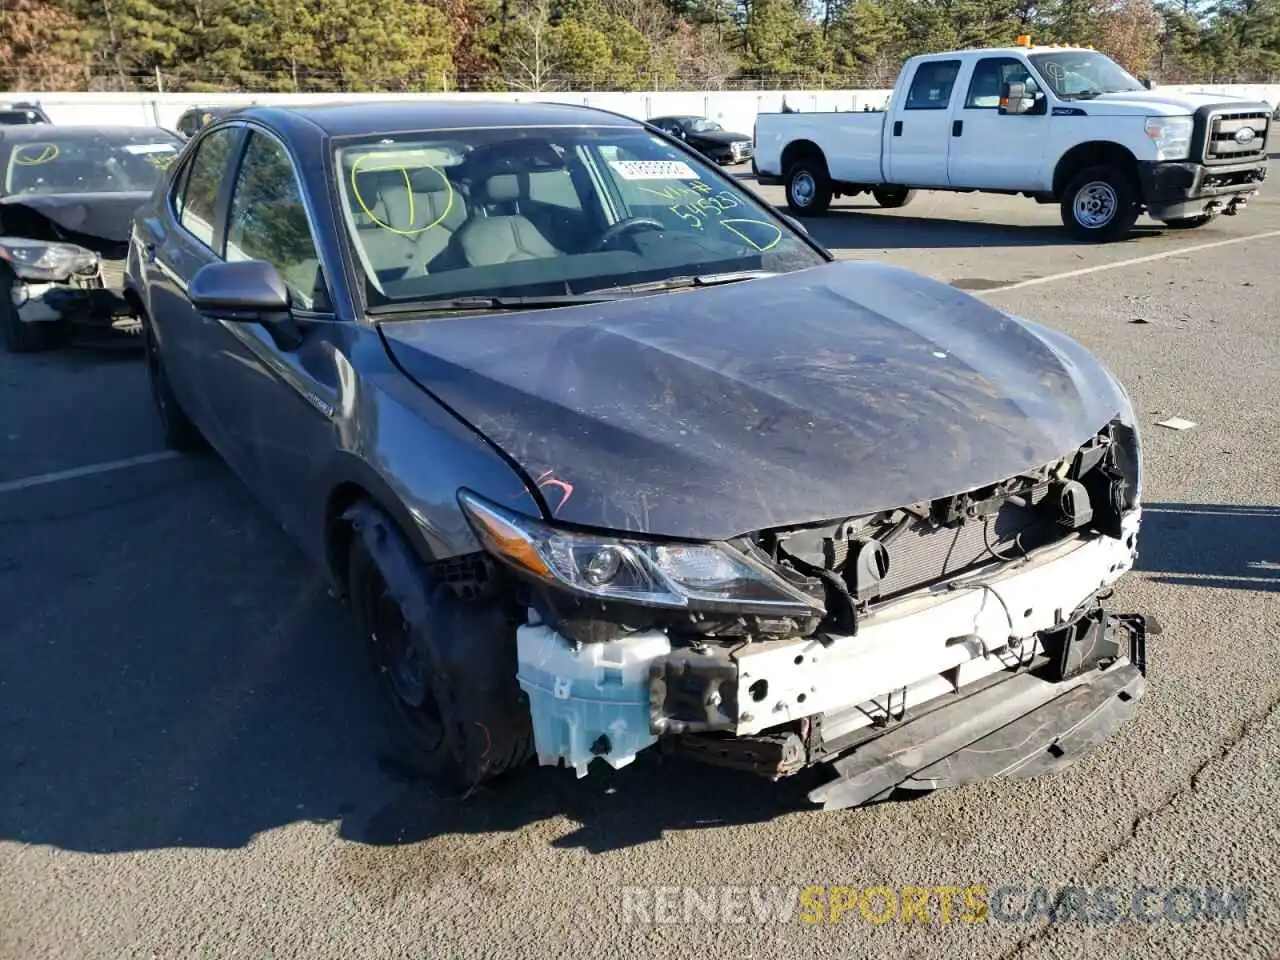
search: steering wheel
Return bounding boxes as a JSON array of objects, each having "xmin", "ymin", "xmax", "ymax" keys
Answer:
[{"xmin": 594, "ymin": 217, "xmax": 666, "ymax": 251}]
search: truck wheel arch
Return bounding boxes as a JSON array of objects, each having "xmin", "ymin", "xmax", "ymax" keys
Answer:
[
  {"xmin": 781, "ymin": 139, "xmax": 827, "ymax": 176},
  {"xmin": 1053, "ymin": 142, "xmax": 1140, "ymax": 199}
]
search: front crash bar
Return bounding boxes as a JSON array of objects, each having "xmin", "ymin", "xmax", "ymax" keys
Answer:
[{"xmin": 807, "ymin": 647, "xmax": 1146, "ymax": 812}]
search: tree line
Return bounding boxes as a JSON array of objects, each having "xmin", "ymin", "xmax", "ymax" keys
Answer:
[{"xmin": 2, "ymin": 0, "xmax": 1279, "ymax": 93}]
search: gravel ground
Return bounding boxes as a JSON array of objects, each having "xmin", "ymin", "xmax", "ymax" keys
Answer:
[{"xmin": 2, "ymin": 168, "xmax": 1277, "ymax": 960}]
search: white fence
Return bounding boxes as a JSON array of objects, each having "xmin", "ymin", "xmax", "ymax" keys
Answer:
[{"xmin": 7, "ymin": 86, "xmax": 1280, "ymax": 138}]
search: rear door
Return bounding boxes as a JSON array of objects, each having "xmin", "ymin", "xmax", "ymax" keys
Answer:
[
  {"xmin": 143, "ymin": 123, "xmax": 244, "ymax": 440},
  {"xmin": 885, "ymin": 58, "xmax": 964, "ymax": 187},
  {"xmin": 948, "ymin": 56, "xmax": 1051, "ymax": 190}
]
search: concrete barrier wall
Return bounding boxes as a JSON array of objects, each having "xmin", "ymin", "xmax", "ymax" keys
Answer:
[{"xmin": 6, "ymin": 86, "xmax": 1278, "ymax": 137}]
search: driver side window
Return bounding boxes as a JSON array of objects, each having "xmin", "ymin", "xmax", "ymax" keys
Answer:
[
  {"xmin": 224, "ymin": 131, "xmax": 327, "ymax": 311},
  {"xmin": 965, "ymin": 57, "xmax": 1038, "ymax": 109}
]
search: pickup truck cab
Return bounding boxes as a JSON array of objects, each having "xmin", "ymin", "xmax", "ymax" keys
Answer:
[{"xmin": 753, "ymin": 41, "xmax": 1272, "ymax": 241}]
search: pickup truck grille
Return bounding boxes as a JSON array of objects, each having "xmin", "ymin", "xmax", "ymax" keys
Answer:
[{"xmin": 1203, "ymin": 110, "xmax": 1270, "ymax": 165}]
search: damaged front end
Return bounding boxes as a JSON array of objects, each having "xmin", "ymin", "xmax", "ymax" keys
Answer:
[
  {"xmin": 460, "ymin": 417, "xmax": 1151, "ymax": 809},
  {"xmin": 1, "ymin": 237, "xmax": 135, "ymax": 347}
]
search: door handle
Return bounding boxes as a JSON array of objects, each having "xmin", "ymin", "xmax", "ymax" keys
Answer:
[
  {"xmin": 893, "ymin": 120, "xmax": 903, "ymax": 137},
  {"xmin": 952, "ymin": 120, "xmax": 964, "ymax": 137}
]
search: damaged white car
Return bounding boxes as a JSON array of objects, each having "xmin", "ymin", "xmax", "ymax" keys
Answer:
[
  {"xmin": 125, "ymin": 101, "xmax": 1154, "ymax": 810},
  {"xmin": 1, "ymin": 125, "xmax": 182, "ymax": 352}
]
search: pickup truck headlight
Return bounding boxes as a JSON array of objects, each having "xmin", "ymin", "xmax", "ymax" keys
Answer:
[
  {"xmin": 0, "ymin": 237, "xmax": 99, "ymax": 282},
  {"xmin": 459, "ymin": 490, "xmax": 821, "ymax": 616},
  {"xmin": 1144, "ymin": 116, "xmax": 1193, "ymax": 161}
]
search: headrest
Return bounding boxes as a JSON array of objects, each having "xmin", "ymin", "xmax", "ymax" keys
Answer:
[
  {"xmin": 374, "ymin": 177, "xmax": 413, "ymax": 231},
  {"xmin": 483, "ymin": 174, "xmax": 520, "ymax": 203}
]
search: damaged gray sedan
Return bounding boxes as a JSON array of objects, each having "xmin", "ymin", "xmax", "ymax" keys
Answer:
[
  {"xmin": 125, "ymin": 101, "xmax": 1153, "ymax": 810},
  {"xmin": 1, "ymin": 125, "xmax": 182, "ymax": 352}
]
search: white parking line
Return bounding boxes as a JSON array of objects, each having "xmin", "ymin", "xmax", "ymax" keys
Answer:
[
  {"xmin": 0, "ymin": 451, "xmax": 181, "ymax": 495},
  {"xmin": 986, "ymin": 229, "xmax": 1280, "ymax": 294}
]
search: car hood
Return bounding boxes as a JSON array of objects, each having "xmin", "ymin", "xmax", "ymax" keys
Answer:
[
  {"xmin": 0, "ymin": 191, "xmax": 149, "ymax": 248},
  {"xmin": 1079, "ymin": 90, "xmax": 1266, "ymax": 115},
  {"xmin": 381, "ymin": 261, "xmax": 1132, "ymax": 540},
  {"xmin": 687, "ymin": 129, "xmax": 751, "ymax": 146}
]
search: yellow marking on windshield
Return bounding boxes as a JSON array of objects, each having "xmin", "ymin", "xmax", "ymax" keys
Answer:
[
  {"xmin": 14, "ymin": 143, "xmax": 59, "ymax": 165},
  {"xmin": 348, "ymin": 154, "xmax": 453, "ymax": 236},
  {"xmin": 719, "ymin": 218, "xmax": 782, "ymax": 252}
]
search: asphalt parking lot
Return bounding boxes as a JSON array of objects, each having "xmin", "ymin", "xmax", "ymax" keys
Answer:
[{"xmin": 2, "ymin": 170, "xmax": 1278, "ymax": 960}]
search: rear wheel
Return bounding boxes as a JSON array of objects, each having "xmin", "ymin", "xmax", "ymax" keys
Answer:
[
  {"xmin": 872, "ymin": 185, "xmax": 916, "ymax": 208},
  {"xmin": 346, "ymin": 502, "xmax": 534, "ymax": 790},
  {"xmin": 1060, "ymin": 165, "xmax": 1140, "ymax": 242},
  {"xmin": 141, "ymin": 314, "xmax": 205, "ymax": 451},
  {"xmin": 785, "ymin": 156, "xmax": 833, "ymax": 216},
  {"xmin": 0, "ymin": 271, "xmax": 62, "ymax": 353}
]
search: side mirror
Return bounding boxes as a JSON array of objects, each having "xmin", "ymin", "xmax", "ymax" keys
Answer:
[
  {"xmin": 189, "ymin": 259, "xmax": 302, "ymax": 349},
  {"xmin": 1141, "ymin": 77, "xmax": 1156, "ymax": 90},
  {"xmin": 999, "ymin": 81, "xmax": 1032, "ymax": 115}
]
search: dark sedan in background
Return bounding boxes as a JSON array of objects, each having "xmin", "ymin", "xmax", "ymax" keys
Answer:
[
  {"xmin": 123, "ymin": 99, "xmax": 1149, "ymax": 810},
  {"xmin": 0, "ymin": 124, "xmax": 183, "ymax": 351},
  {"xmin": 649, "ymin": 115, "xmax": 754, "ymax": 165}
]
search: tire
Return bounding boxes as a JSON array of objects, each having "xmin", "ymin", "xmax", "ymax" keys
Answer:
[
  {"xmin": 1161, "ymin": 215, "xmax": 1216, "ymax": 230},
  {"xmin": 872, "ymin": 185, "xmax": 916, "ymax": 208},
  {"xmin": 0, "ymin": 272, "xmax": 62, "ymax": 353},
  {"xmin": 141, "ymin": 314, "xmax": 205, "ymax": 452},
  {"xmin": 785, "ymin": 155, "xmax": 833, "ymax": 216},
  {"xmin": 346, "ymin": 502, "xmax": 534, "ymax": 791},
  {"xmin": 1060, "ymin": 165, "xmax": 1140, "ymax": 242}
]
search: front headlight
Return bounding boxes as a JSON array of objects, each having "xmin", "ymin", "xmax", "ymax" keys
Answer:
[
  {"xmin": 1144, "ymin": 116, "xmax": 1193, "ymax": 161},
  {"xmin": 0, "ymin": 237, "xmax": 99, "ymax": 282},
  {"xmin": 459, "ymin": 490, "xmax": 821, "ymax": 616}
]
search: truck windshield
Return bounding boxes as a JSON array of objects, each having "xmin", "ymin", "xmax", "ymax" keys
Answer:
[
  {"xmin": 335, "ymin": 126, "xmax": 825, "ymax": 308},
  {"xmin": 1028, "ymin": 51, "xmax": 1145, "ymax": 98}
]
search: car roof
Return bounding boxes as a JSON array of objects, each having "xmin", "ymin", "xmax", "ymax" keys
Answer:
[
  {"xmin": 0, "ymin": 124, "xmax": 181, "ymax": 141},
  {"xmin": 233, "ymin": 99, "xmax": 644, "ymax": 141}
]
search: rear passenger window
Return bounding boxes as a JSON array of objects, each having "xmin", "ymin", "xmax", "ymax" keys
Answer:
[
  {"xmin": 528, "ymin": 169, "xmax": 582, "ymax": 210},
  {"xmin": 176, "ymin": 127, "xmax": 236, "ymax": 248},
  {"xmin": 904, "ymin": 60, "xmax": 962, "ymax": 110},
  {"xmin": 225, "ymin": 131, "xmax": 325, "ymax": 310}
]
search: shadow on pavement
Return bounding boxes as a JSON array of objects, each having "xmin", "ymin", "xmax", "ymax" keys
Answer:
[
  {"xmin": 788, "ymin": 206, "xmax": 1164, "ymax": 251},
  {"xmin": 1135, "ymin": 502, "xmax": 1279, "ymax": 593}
]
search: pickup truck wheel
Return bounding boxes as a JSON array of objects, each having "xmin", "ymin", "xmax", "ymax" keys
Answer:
[
  {"xmin": 872, "ymin": 186, "xmax": 916, "ymax": 209},
  {"xmin": 141, "ymin": 314, "xmax": 206, "ymax": 452},
  {"xmin": 1060, "ymin": 165, "xmax": 1140, "ymax": 242},
  {"xmin": 0, "ymin": 272, "xmax": 61, "ymax": 353},
  {"xmin": 786, "ymin": 158, "xmax": 833, "ymax": 216},
  {"xmin": 346, "ymin": 501, "xmax": 534, "ymax": 791}
]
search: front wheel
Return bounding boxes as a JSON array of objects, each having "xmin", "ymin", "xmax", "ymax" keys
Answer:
[
  {"xmin": 346, "ymin": 501, "xmax": 534, "ymax": 790},
  {"xmin": 785, "ymin": 157, "xmax": 833, "ymax": 216},
  {"xmin": 1060, "ymin": 165, "xmax": 1140, "ymax": 242},
  {"xmin": 872, "ymin": 185, "xmax": 916, "ymax": 209}
]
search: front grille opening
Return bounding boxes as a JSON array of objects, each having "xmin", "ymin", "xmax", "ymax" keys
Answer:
[{"xmin": 1205, "ymin": 110, "xmax": 1269, "ymax": 165}]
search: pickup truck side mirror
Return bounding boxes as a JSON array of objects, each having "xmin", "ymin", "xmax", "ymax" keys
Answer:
[
  {"xmin": 999, "ymin": 81, "xmax": 1044, "ymax": 116},
  {"xmin": 1141, "ymin": 77, "xmax": 1156, "ymax": 90}
]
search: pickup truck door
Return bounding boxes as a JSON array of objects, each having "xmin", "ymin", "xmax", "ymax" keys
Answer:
[
  {"xmin": 947, "ymin": 56, "xmax": 1051, "ymax": 191},
  {"xmin": 885, "ymin": 58, "xmax": 963, "ymax": 187}
]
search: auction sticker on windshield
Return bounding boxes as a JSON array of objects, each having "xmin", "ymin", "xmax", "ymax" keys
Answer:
[{"xmin": 609, "ymin": 160, "xmax": 699, "ymax": 180}]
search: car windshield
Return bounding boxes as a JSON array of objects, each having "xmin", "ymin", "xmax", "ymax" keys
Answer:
[
  {"xmin": 2, "ymin": 131, "xmax": 182, "ymax": 196},
  {"xmin": 685, "ymin": 118, "xmax": 723, "ymax": 133},
  {"xmin": 1028, "ymin": 51, "xmax": 1145, "ymax": 98},
  {"xmin": 0, "ymin": 110, "xmax": 44, "ymax": 125},
  {"xmin": 335, "ymin": 125, "xmax": 824, "ymax": 308}
]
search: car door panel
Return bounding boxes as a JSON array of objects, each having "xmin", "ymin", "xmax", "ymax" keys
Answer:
[
  {"xmin": 948, "ymin": 56, "xmax": 1051, "ymax": 190},
  {"xmin": 201, "ymin": 128, "xmax": 343, "ymax": 539},
  {"xmin": 886, "ymin": 58, "xmax": 965, "ymax": 187}
]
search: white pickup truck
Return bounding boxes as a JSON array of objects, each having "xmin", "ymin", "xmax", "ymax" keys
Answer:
[{"xmin": 753, "ymin": 42, "xmax": 1273, "ymax": 241}]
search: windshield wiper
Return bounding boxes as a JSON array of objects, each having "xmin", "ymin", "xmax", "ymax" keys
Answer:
[
  {"xmin": 590, "ymin": 270, "xmax": 775, "ymax": 295},
  {"xmin": 1062, "ymin": 89, "xmax": 1105, "ymax": 100},
  {"xmin": 368, "ymin": 294, "xmax": 622, "ymax": 317}
]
